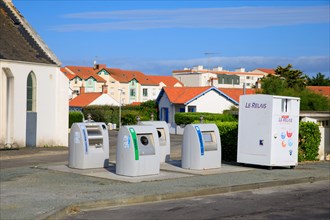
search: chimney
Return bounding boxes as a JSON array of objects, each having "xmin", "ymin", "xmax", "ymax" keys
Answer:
[
  {"xmin": 102, "ymin": 84, "xmax": 108, "ymax": 94},
  {"xmin": 80, "ymin": 85, "xmax": 85, "ymax": 94},
  {"xmin": 93, "ymin": 64, "xmax": 106, "ymax": 70}
]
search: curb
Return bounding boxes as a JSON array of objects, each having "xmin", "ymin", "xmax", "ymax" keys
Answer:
[{"xmin": 40, "ymin": 175, "xmax": 329, "ymax": 220}]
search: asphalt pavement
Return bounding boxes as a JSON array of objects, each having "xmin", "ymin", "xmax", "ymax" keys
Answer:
[{"xmin": 0, "ymin": 130, "xmax": 329, "ymax": 220}]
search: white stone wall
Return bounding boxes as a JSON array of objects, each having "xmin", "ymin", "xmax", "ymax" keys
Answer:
[{"xmin": 0, "ymin": 60, "xmax": 68, "ymax": 147}]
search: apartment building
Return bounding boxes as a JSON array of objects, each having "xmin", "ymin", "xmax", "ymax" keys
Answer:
[{"xmin": 173, "ymin": 65, "xmax": 274, "ymax": 88}]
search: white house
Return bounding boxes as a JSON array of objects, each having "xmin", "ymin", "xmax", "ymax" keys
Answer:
[
  {"xmin": 156, "ymin": 86, "xmax": 238, "ymax": 134},
  {"xmin": 69, "ymin": 85, "xmax": 119, "ymax": 110},
  {"xmin": 0, "ymin": 0, "xmax": 68, "ymax": 148}
]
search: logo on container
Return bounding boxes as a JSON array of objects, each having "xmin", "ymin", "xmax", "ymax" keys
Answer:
[{"xmin": 278, "ymin": 115, "xmax": 293, "ymax": 123}]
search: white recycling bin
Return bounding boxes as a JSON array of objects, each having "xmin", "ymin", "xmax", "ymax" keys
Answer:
[
  {"xmin": 237, "ymin": 94, "xmax": 300, "ymax": 168},
  {"xmin": 116, "ymin": 125, "xmax": 160, "ymax": 176},
  {"xmin": 182, "ymin": 124, "xmax": 221, "ymax": 170},
  {"xmin": 69, "ymin": 122, "xmax": 109, "ymax": 169},
  {"xmin": 140, "ymin": 121, "xmax": 170, "ymax": 162}
]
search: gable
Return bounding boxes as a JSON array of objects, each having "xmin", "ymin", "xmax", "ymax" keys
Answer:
[{"xmin": 157, "ymin": 86, "xmax": 238, "ymax": 106}]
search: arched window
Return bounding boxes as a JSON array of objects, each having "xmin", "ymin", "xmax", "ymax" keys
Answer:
[{"xmin": 26, "ymin": 72, "xmax": 36, "ymax": 112}]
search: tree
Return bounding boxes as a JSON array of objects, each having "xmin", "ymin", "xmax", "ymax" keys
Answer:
[
  {"xmin": 274, "ymin": 64, "xmax": 307, "ymax": 90},
  {"xmin": 260, "ymin": 64, "xmax": 330, "ymax": 111},
  {"xmin": 306, "ymin": 72, "xmax": 330, "ymax": 86}
]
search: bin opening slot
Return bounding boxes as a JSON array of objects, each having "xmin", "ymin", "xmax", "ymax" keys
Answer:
[
  {"xmin": 137, "ymin": 133, "xmax": 156, "ymax": 156},
  {"xmin": 202, "ymin": 131, "xmax": 217, "ymax": 151},
  {"xmin": 86, "ymin": 125, "xmax": 104, "ymax": 148},
  {"xmin": 156, "ymin": 128, "xmax": 166, "ymax": 146}
]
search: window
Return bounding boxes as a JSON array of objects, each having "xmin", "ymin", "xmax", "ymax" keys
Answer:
[
  {"xmin": 143, "ymin": 88, "xmax": 148, "ymax": 97},
  {"xmin": 74, "ymin": 78, "xmax": 78, "ymax": 84},
  {"xmin": 246, "ymin": 76, "xmax": 250, "ymax": 79},
  {"xmin": 26, "ymin": 72, "xmax": 36, "ymax": 112},
  {"xmin": 188, "ymin": 106, "xmax": 196, "ymax": 112},
  {"xmin": 88, "ymin": 79, "xmax": 92, "ymax": 85},
  {"xmin": 132, "ymin": 81, "xmax": 135, "ymax": 86},
  {"xmin": 130, "ymin": 89, "xmax": 136, "ymax": 97}
]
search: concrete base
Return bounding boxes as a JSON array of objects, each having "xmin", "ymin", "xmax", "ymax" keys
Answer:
[{"xmin": 46, "ymin": 160, "xmax": 254, "ymax": 183}]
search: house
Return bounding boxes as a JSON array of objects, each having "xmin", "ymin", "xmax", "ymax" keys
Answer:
[
  {"xmin": 156, "ymin": 86, "xmax": 238, "ymax": 134},
  {"xmin": 172, "ymin": 65, "xmax": 270, "ymax": 89},
  {"xmin": 69, "ymin": 85, "xmax": 119, "ymax": 110},
  {"xmin": 0, "ymin": 0, "xmax": 68, "ymax": 148},
  {"xmin": 61, "ymin": 65, "xmax": 106, "ymax": 99},
  {"xmin": 97, "ymin": 67, "xmax": 160, "ymax": 104}
]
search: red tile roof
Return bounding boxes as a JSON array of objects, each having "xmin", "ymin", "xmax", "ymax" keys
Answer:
[
  {"xmin": 104, "ymin": 68, "xmax": 158, "ymax": 86},
  {"xmin": 163, "ymin": 86, "xmax": 213, "ymax": 104},
  {"xmin": 65, "ymin": 66, "xmax": 106, "ymax": 83},
  {"xmin": 307, "ymin": 86, "xmax": 330, "ymax": 98},
  {"xmin": 148, "ymin": 75, "xmax": 183, "ymax": 87},
  {"xmin": 61, "ymin": 67, "xmax": 76, "ymax": 80},
  {"xmin": 69, "ymin": 93, "xmax": 102, "ymax": 107},
  {"xmin": 218, "ymin": 88, "xmax": 257, "ymax": 102},
  {"xmin": 254, "ymin": 68, "xmax": 275, "ymax": 75}
]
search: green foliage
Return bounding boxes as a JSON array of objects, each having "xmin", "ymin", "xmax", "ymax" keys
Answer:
[
  {"xmin": 274, "ymin": 64, "xmax": 307, "ymax": 90},
  {"xmin": 69, "ymin": 111, "xmax": 84, "ymax": 128},
  {"xmin": 306, "ymin": 72, "xmax": 330, "ymax": 86},
  {"xmin": 280, "ymin": 89, "xmax": 330, "ymax": 111},
  {"xmin": 82, "ymin": 100, "xmax": 158, "ymax": 126},
  {"xmin": 259, "ymin": 74, "xmax": 288, "ymax": 95},
  {"xmin": 175, "ymin": 112, "xmax": 237, "ymax": 125},
  {"xmin": 298, "ymin": 122, "xmax": 321, "ymax": 162},
  {"xmin": 260, "ymin": 64, "xmax": 330, "ymax": 111},
  {"xmin": 215, "ymin": 122, "xmax": 238, "ymax": 162}
]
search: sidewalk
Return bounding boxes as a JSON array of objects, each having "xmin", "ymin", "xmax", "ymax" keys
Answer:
[{"xmin": 1, "ymin": 147, "xmax": 329, "ymax": 220}]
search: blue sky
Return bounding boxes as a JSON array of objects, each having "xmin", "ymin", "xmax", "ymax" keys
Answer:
[{"xmin": 14, "ymin": 0, "xmax": 330, "ymax": 76}]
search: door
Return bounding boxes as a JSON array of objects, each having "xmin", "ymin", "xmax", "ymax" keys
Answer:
[{"xmin": 26, "ymin": 72, "xmax": 37, "ymax": 147}]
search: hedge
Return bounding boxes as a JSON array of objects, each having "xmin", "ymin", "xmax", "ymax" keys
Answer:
[
  {"xmin": 215, "ymin": 122, "xmax": 238, "ymax": 162},
  {"xmin": 298, "ymin": 121, "xmax": 321, "ymax": 162},
  {"xmin": 81, "ymin": 100, "xmax": 158, "ymax": 126},
  {"xmin": 69, "ymin": 111, "xmax": 84, "ymax": 128},
  {"xmin": 189, "ymin": 121, "xmax": 321, "ymax": 163},
  {"xmin": 175, "ymin": 112, "xmax": 237, "ymax": 125}
]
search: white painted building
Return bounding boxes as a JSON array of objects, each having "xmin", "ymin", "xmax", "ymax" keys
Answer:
[
  {"xmin": 156, "ymin": 86, "xmax": 238, "ymax": 134},
  {"xmin": 0, "ymin": 0, "xmax": 68, "ymax": 148},
  {"xmin": 173, "ymin": 66, "xmax": 273, "ymax": 89}
]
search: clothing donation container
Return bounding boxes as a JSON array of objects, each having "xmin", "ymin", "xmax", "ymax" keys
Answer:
[
  {"xmin": 140, "ymin": 121, "xmax": 170, "ymax": 162},
  {"xmin": 69, "ymin": 122, "xmax": 109, "ymax": 169},
  {"xmin": 237, "ymin": 95, "xmax": 300, "ymax": 168},
  {"xmin": 182, "ymin": 124, "xmax": 221, "ymax": 170},
  {"xmin": 116, "ymin": 125, "xmax": 160, "ymax": 177}
]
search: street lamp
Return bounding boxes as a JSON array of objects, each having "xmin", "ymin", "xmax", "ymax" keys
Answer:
[{"xmin": 118, "ymin": 89, "xmax": 123, "ymax": 129}]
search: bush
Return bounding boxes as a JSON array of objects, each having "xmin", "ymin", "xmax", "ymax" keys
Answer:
[
  {"xmin": 190, "ymin": 121, "xmax": 321, "ymax": 163},
  {"xmin": 175, "ymin": 112, "xmax": 237, "ymax": 125},
  {"xmin": 298, "ymin": 122, "xmax": 321, "ymax": 162},
  {"xmin": 69, "ymin": 111, "xmax": 84, "ymax": 128},
  {"xmin": 215, "ymin": 122, "xmax": 238, "ymax": 162},
  {"xmin": 82, "ymin": 101, "xmax": 158, "ymax": 126}
]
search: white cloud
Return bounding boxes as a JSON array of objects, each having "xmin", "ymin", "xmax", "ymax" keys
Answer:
[
  {"xmin": 95, "ymin": 56, "xmax": 329, "ymax": 76},
  {"xmin": 52, "ymin": 6, "xmax": 329, "ymax": 32}
]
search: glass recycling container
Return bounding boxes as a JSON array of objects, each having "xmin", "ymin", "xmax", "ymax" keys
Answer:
[
  {"xmin": 69, "ymin": 122, "xmax": 109, "ymax": 169},
  {"xmin": 181, "ymin": 124, "xmax": 221, "ymax": 170},
  {"xmin": 116, "ymin": 125, "xmax": 160, "ymax": 177}
]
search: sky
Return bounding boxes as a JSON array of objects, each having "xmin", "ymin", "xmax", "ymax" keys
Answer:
[{"xmin": 14, "ymin": 0, "xmax": 330, "ymax": 77}]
